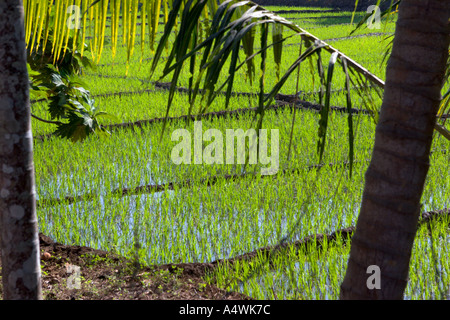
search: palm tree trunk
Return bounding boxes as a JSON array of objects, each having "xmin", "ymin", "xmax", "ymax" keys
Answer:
[
  {"xmin": 0, "ymin": 0, "xmax": 42, "ymax": 299},
  {"xmin": 340, "ymin": 0, "xmax": 449, "ymax": 299}
]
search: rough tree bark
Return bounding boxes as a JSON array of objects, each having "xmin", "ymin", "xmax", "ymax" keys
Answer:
[
  {"xmin": 340, "ymin": 0, "xmax": 449, "ymax": 299},
  {"xmin": 0, "ymin": 0, "xmax": 42, "ymax": 299}
]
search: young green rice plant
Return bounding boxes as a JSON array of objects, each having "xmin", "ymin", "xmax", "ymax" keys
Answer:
[
  {"xmin": 35, "ymin": 102, "xmax": 447, "ymax": 256},
  {"xmin": 405, "ymin": 216, "xmax": 450, "ymax": 300},
  {"xmin": 210, "ymin": 213, "xmax": 450, "ymax": 300},
  {"xmin": 208, "ymin": 233, "xmax": 352, "ymax": 300},
  {"xmin": 36, "ymin": 112, "xmax": 363, "ymax": 260},
  {"xmin": 32, "ymin": 6, "xmax": 449, "ymax": 300}
]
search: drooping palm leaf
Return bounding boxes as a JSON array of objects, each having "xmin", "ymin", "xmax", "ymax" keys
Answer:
[
  {"xmin": 317, "ymin": 52, "xmax": 339, "ymax": 164},
  {"xmin": 151, "ymin": 1, "xmax": 388, "ymax": 165},
  {"xmin": 155, "ymin": 0, "xmax": 210, "ymax": 141},
  {"xmin": 26, "ymin": 0, "xmax": 447, "ymax": 149},
  {"xmin": 272, "ymin": 23, "xmax": 283, "ymax": 82},
  {"xmin": 341, "ymin": 57, "xmax": 355, "ymax": 177}
]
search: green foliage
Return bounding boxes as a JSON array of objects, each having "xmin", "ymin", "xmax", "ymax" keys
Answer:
[
  {"xmin": 30, "ymin": 3, "xmax": 450, "ymax": 300},
  {"xmin": 27, "ymin": 28, "xmax": 115, "ymax": 142}
]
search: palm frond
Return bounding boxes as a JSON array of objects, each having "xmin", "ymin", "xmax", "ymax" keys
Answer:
[
  {"xmin": 150, "ymin": 0, "xmax": 390, "ymax": 161},
  {"xmin": 24, "ymin": 0, "xmax": 448, "ymax": 146},
  {"xmin": 25, "ymin": 0, "xmax": 395, "ymax": 155}
]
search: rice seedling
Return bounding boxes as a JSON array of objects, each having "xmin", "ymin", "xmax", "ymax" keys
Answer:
[{"xmin": 31, "ymin": 6, "xmax": 449, "ymax": 300}]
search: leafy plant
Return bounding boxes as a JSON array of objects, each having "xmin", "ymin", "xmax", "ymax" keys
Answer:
[{"xmin": 28, "ymin": 27, "xmax": 117, "ymax": 141}]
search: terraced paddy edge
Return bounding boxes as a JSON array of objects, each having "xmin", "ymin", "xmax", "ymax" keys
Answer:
[
  {"xmin": 158, "ymin": 208, "xmax": 450, "ymax": 298},
  {"xmin": 37, "ymin": 207, "xmax": 450, "ymax": 280},
  {"xmin": 32, "ymin": 92, "xmax": 378, "ymax": 142},
  {"xmin": 209, "ymin": 209, "xmax": 450, "ymax": 300},
  {"xmin": 36, "ymin": 159, "xmax": 363, "ymax": 208},
  {"xmin": 35, "ymin": 232, "xmax": 252, "ymax": 300},
  {"xmin": 31, "ymin": 81, "xmax": 447, "ymax": 142},
  {"xmin": 34, "ymin": 106, "xmax": 448, "ymax": 267},
  {"xmin": 30, "ymin": 5, "xmax": 449, "ymax": 300}
]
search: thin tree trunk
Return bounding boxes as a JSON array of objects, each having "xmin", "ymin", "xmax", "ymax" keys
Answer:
[
  {"xmin": 340, "ymin": 0, "xmax": 449, "ymax": 299},
  {"xmin": 0, "ymin": 0, "xmax": 42, "ymax": 299}
]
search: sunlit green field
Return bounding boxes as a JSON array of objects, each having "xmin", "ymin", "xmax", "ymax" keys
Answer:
[{"xmin": 31, "ymin": 5, "xmax": 450, "ymax": 300}]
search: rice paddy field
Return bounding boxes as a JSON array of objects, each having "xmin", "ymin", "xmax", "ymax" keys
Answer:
[{"xmin": 31, "ymin": 5, "xmax": 450, "ymax": 300}]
